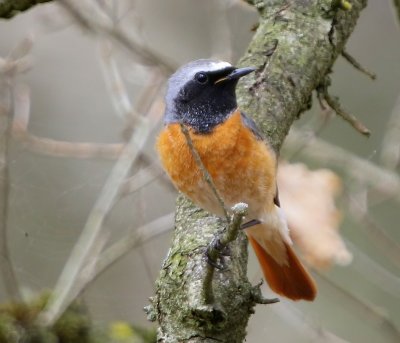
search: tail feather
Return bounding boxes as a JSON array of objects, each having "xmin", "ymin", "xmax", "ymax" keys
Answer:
[{"xmin": 248, "ymin": 233, "xmax": 317, "ymax": 301}]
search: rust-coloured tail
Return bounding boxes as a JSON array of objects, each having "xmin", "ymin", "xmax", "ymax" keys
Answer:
[{"xmin": 247, "ymin": 234, "xmax": 317, "ymax": 301}]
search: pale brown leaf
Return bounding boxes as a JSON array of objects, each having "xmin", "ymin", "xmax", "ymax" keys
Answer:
[{"xmin": 278, "ymin": 161, "xmax": 352, "ymax": 269}]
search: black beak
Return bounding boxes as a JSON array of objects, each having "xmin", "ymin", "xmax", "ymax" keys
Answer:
[{"xmin": 215, "ymin": 67, "xmax": 256, "ymax": 84}]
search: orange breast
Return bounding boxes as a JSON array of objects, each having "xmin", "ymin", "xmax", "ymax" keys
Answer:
[{"xmin": 156, "ymin": 110, "xmax": 277, "ymax": 217}]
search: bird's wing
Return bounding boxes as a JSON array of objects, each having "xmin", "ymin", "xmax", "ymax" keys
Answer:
[
  {"xmin": 239, "ymin": 111, "xmax": 264, "ymax": 140},
  {"xmin": 240, "ymin": 111, "xmax": 281, "ymax": 207}
]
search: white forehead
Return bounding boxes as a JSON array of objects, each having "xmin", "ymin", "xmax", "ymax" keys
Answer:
[
  {"xmin": 166, "ymin": 59, "xmax": 232, "ymax": 102},
  {"xmin": 178, "ymin": 60, "xmax": 232, "ymax": 75}
]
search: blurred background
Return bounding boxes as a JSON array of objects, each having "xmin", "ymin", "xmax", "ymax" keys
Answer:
[{"xmin": 0, "ymin": 0, "xmax": 399, "ymax": 342}]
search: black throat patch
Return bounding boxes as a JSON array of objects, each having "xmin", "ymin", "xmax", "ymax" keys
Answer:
[
  {"xmin": 175, "ymin": 83, "xmax": 237, "ymax": 133},
  {"xmin": 166, "ymin": 69, "xmax": 239, "ymax": 134}
]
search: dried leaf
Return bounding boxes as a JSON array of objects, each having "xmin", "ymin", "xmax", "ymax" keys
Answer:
[{"xmin": 278, "ymin": 161, "xmax": 352, "ymax": 269}]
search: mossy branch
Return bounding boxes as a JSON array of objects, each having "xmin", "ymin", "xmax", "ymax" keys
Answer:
[
  {"xmin": 154, "ymin": 0, "xmax": 367, "ymax": 342},
  {"xmin": 0, "ymin": 0, "xmax": 51, "ymax": 18}
]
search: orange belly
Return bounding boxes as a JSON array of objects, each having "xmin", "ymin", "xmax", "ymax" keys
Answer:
[{"xmin": 156, "ymin": 111, "xmax": 277, "ymax": 218}]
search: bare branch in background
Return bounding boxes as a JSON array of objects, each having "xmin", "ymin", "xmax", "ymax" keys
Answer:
[
  {"xmin": 11, "ymin": 72, "xmax": 165, "ymax": 164},
  {"xmin": 39, "ymin": 112, "xmax": 153, "ymax": 326},
  {"xmin": 284, "ymin": 129, "xmax": 400, "ymax": 203},
  {"xmin": 0, "ymin": 36, "xmax": 37, "ymax": 301},
  {"xmin": 98, "ymin": 39, "xmax": 136, "ymax": 121},
  {"xmin": 0, "ymin": 1, "xmax": 398, "ymax": 342},
  {"xmin": 0, "ymin": 36, "xmax": 33, "ymax": 76},
  {"xmin": 13, "ymin": 134, "xmax": 124, "ymax": 159},
  {"xmin": 59, "ymin": 0, "xmax": 176, "ymax": 73},
  {"xmin": 39, "ymin": 24, "xmax": 166, "ymax": 321},
  {"xmin": 381, "ymin": 93, "xmax": 400, "ymax": 170},
  {"xmin": 284, "ymin": 129, "xmax": 400, "ymax": 272},
  {"xmin": 0, "ymin": 85, "xmax": 21, "ymax": 301},
  {"xmin": 11, "ymin": 84, "xmax": 124, "ymax": 159},
  {"xmin": 119, "ymin": 162, "xmax": 174, "ymax": 198},
  {"xmin": 76, "ymin": 212, "xmax": 174, "ymax": 298},
  {"xmin": 315, "ymin": 272, "xmax": 400, "ymax": 342}
]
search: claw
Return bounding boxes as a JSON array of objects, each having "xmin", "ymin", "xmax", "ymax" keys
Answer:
[
  {"xmin": 219, "ymin": 245, "xmax": 231, "ymax": 257},
  {"xmin": 205, "ymin": 238, "xmax": 228, "ymax": 270},
  {"xmin": 205, "ymin": 250, "xmax": 227, "ymax": 270}
]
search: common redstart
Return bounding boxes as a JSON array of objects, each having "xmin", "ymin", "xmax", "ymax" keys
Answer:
[{"xmin": 157, "ymin": 59, "xmax": 316, "ymax": 301}]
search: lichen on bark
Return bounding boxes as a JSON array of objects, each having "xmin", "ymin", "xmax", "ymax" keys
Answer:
[{"xmin": 151, "ymin": 196, "xmax": 255, "ymax": 343}]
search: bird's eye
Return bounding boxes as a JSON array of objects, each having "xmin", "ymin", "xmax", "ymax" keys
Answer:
[{"xmin": 195, "ymin": 72, "xmax": 208, "ymax": 84}]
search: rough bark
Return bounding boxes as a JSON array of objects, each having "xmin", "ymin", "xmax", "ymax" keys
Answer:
[
  {"xmin": 152, "ymin": 0, "xmax": 368, "ymax": 342},
  {"xmin": 0, "ymin": 0, "xmax": 51, "ymax": 18}
]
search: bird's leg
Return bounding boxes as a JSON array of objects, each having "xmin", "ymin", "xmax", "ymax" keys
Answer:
[{"xmin": 205, "ymin": 237, "xmax": 228, "ymax": 270}]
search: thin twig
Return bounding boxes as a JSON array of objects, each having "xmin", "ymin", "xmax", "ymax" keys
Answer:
[
  {"xmin": 0, "ymin": 85, "xmax": 21, "ymax": 301},
  {"xmin": 250, "ymin": 280, "xmax": 279, "ymax": 305},
  {"xmin": 11, "ymin": 82, "xmax": 125, "ymax": 159},
  {"xmin": 118, "ymin": 162, "xmax": 174, "ymax": 198},
  {"xmin": 74, "ymin": 213, "xmax": 174, "ymax": 298},
  {"xmin": 179, "ymin": 123, "xmax": 229, "ymax": 220},
  {"xmin": 98, "ymin": 39, "xmax": 136, "ymax": 121},
  {"xmin": 323, "ymin": 90, "xmax": 371, "ymax": 137},
  {"xmin": 283, "ymin": 129, "xmax": 400, "ymax": 203},
  {"xmin": 285, "ymin": 131, "xmax": 400, "ymax": 270},
  {"xmin": 13, "ymin": 133, "xmax": 124, "ymax": 159},
  {"xmin": 317, "ymin": 77, "xmax": 370, "ymax": 136},
  {"xmin": 203, "ymin": 203, "xmax": 248, "ymax": 304},
  {"xmin": 122, "ymin": 72, "xmax": 165, "ymax": 140},
  {"xmin": 341, "ymin": 50, "xmax": 376, "ymax": 80},
  {"xmin": 39, "ymin": 115, "xmax": 152, "ymax": 326},
  {"xmin": 59, "ymin": 0, "xmax": 175, "ymax": 74},
  {"xmin": 206, "ymin": 203, "xmax": 248, "ymax": 265},
  {"xmin": 39, "ymin": 58, "xmax": 165, "ymax": 325},
  {"xmin": 0, "ymin": 34, "xmax": 38, "ymax": 301},
  {"xmin": 10, "ymin": 77, "xmax": 165, "ymax": 161}
]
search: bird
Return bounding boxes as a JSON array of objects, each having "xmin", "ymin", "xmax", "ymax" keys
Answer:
[{"xmin": 156, "ymin": 59, "xmax": 317, "ymax": 301}]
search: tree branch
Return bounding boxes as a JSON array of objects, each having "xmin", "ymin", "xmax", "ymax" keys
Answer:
[
  {"xmin": 154, "ymin": 0, "xmax": 368, "ymax": 342},
  {"xmin": 40, "ymin": 115, "xmax": 153, "ymax": 326},
  {"xmin": 0, "ymin": 86, "xmax": 21, "ymax": 301},
  {"xmin": 0, "ymin": 0, "xmax": 51, "ymax": 18}
]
